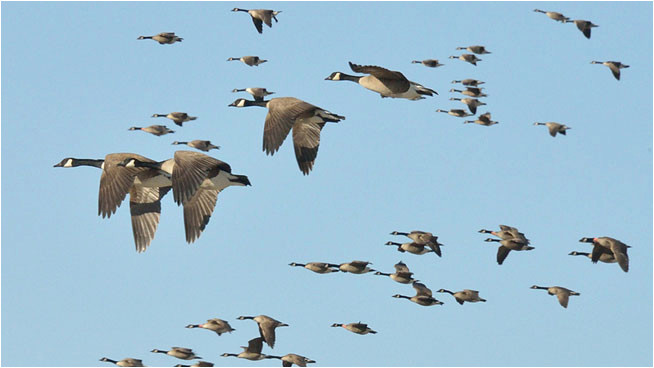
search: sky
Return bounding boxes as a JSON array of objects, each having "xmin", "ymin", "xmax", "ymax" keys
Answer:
[{"xmin": 1, "ymin": 1, "xmax": 652, "ymax": 367}]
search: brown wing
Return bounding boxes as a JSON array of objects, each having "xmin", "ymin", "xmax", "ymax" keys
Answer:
[
  {"xmin": 292, "ymin": 120, "xmax": 323, "ymax": 175},
  {"xmin": 99, "ymin": 153, "xmax": 153, "ymax": 218},
  {"xmin": 413, "ymin": 282, "xmax": 433, "ymax": 297},
  {"xmin": 394, "ymin": 261, "xmax": 410, "ymax": 273},
  {"xmin": 263, "ymin": 98, "xmax": 317, "ymax": 155},
  {"xmin": 182, "ymin": 188, "xmax": 219, "ymax": 243},
  {"xmin": 497, "ymin": 245, "xmax": 511, "ymax": 265},
  {"xmin": 349, "ymin": 62, "xmax": 410, "ymax": 93},
  {"xmin": 258, "ymin": 321, "xmax": 278, "ymax": 348},
  {"xmin": 251, "ymin": 17, "xmax": 264, "ymax": 33},
  {"xmin": 607, "ymin": 63, "xmax": 621, "ymax": 80},
  {"xmin": 172, "ymin": 151, "xmax": 231, "ymax": 205},
  {"xmin": 129, "ymin": 186, "xmax": 170, "ymax": 252},
  {"xmin": 246, "ymin": 337, "xmax": 264, "ymax": 354}
]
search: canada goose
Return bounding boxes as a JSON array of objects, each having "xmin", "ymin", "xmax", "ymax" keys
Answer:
[
  {"xmin": 449, "ymin": 87, "xmax": 487, "ymax": 98},
  {"xmin": 568, "ymin": 250, "xmax": 621, "ymax": 264},
  {"xmin": 385, "ymin": 241, "xmax": 434, "ymax": 255},
  {"xmin": 533, "ymin": 9, "xmax": 570, "ymax": 23},
  {"xmin": 152, "ymin": 112, "xmax": 197, "ymax": 127},
  {"xmin": 331, "ymin": 322, "xmax": 377, "ymax": 335},
  {"xmin": 530, "ymin": 285, "xmax": 580, "ymax": 308},
  {"xmin": 533, "ymin": 122, "xmax": 571, "ymax": 137},
  {"xmin": 437, "ymin": 289, "xmax": 486, "ymax": 304},
  {"xmin": 411, "ymin": 59, "xmax": 444, "ymax": 68},
  {"xmin": 449, "ymin": 97, "xmax": 486, "ymax": 114},
  {"xmin": 449, "ymin": 54, "xmax": 482, "ymax": 66},
  {"xmin": 54, "ymin": 154, "xmax": 172, "ymax": 252},
  {"xmin": 464, "ymin": 112, "xmax": 498, "ymax": 126},
  {"xmin": 237, "ymin": 315, "xmax": 288, "ymax": 349},
  {"xmin": 231, "ymin": 8, "xmax": 281, "ymax": 34},
  {"xmin": 118, "ymin": 151, "xmax": 251, "ymax": 243},
  {"xmin": 128, "ymin": 125, "xmax": 174, "ymax": 136},
  {"xmin": 451, "ymin": 79, "xmax": 485, "ymax": 87},
  {"xmin": 227, "ymin": 56, "xmax": 267, "ymax": 66},
  {"xmin": 590, "ymin": 61, "xmax": 629, "ymax": 80},
  {"xmin": 228, "ymin": 97, "xmax": 344, "ymax": 175},
  {"xmin": 325, "ymin": 62, "xmax": 437, "ymax": 100},
  {"xmin": 389, "ymin": 230, "xmax": 443, "ymax": 256},
  {"xmin": 338, "ymin": 260, "xmax": 375, "ymax": 274},
  {"xmin": 566, "ymin": 19, "xmax": 598, "ymax": 39},
  {"xmin": 171, "ymin": 140, "xmax": 220, "ymax": 152},
  {"xmin": 456, "ymin": 45, "xmax": 491, "ymax": 54},
  {"xmin": 393, "ymin": 281, "xmax": 444, "ymax": 306},
  {"xmin": 479, "ymin": 225, "xmax": 531, "ymax": 244},
  {"xmin": 186, "ymin": 318, "xmax": 235, "ymax": 336},
  {"xmin": 485, "ymin": 238, "xmax": 534, "ymax": 265},
  {"xmin": 266, "ymin": 354, "xmax": 316, "ymax": 367},
  {"xmin": 289, "ymin": 262, "xmax": 340, "ymax": 274},
  {"xmin": 374, "ymin": 261, "xmax": 416, "ymax": 284},
  {"xmin": 232, "ymin": 87, "xmax": 275, "ymax": 102},
  {"xmin": 221, "ymin": 337, "xmax": 271, "ymax": 361},
  {"xmin": 579, "ymin": 237, "xmax": 629, "ymax": 272},
  {"xmin": 137, "ymin": 32, "xmax": 183, "ymax": 44},
  {"xmin": 174, "ymin": 362, "xmax": 214, "ymax": 367},
  {"xmin": 99, "ymin": 357, "xmax": 144, "ymax": 367},
  {"xmin": 436, "ymin": 109, "xmax": 473, "ymax": 118},
  {"xmin": 151, "ymin": 347, "xmax": 201, "ymax": 360}
]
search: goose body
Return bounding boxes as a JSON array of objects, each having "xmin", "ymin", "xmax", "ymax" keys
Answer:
[
  {"xmin": 579, "ymin": 237, "xmax": 629, "ymax": 272},
  {"xmin": 151, "ymin": 347, "xmax": 201, "ymax": 360},
  {"xmin": 229, "ymin": 97, "xmax": 344, "ymax": 175},
  {"xmin": 385, "ymin": 241, "xmax": 433, "ymax": 255},
  {"xmin": 464, "ymin": 112, "xmax": 497, "ymax": 126},
  {"xmin": 175, "ymin": 362, "xmax": 214, "ymax": 367},
  {"xmin": 99, "ymin": 357, "xmax": 144, "ymax": 367},
  {"xmin": 129, "ymin": 125, "xmax": 174, "ymax": 136},
  {"xmin": 221, "ymin": 337, "xmax": 270, "ymax": 361},
  {"xmin": 137, "ymin": 32, "xmax": 182, "ymax": 44},
  {"xmin": 567, "ymin": 19, "xmax": 598, "ymax": 39},
  {"xmin": 289, "ymin": 262, "xmax": 340, "ymax": 274},
  {"xmin": 374, "ymin": 261, "xmax": 416, "ymax": 284},
  {"xmin": 227, "ymin": 56, "xmax": 267, "ymax": 66},
  {"xmin": 449, "ymin": 54, "xmax": 482, "ymax": 66},
  {"xmin": 232, "ymin": 87, "xmax": 275, "ymax": 101},
  {"xmin": 534, "ymin": 122, "xmax": 571, "ymax": 137},
  {"xmin": 591, "ymin": 61, "xmax": 629, "ymax": 80},
  {"xmin": 54, "ymin": 154, "xmax": 172, "ymax": 252},
  {"xmin": 569, "ymin": 250, "xmax": 619, "ymax": 263},
  {"xmin": 119, "ymin": 151, "xmax": 251, "ymax": 244},
  {"xmin": 232, "ymin": 8, "xmax": 281, "ymax": 34},
  {"xmin": 451, "ymin": 79, "xmax": 485, "ymax": 87},
  {"xmin": 456, "ymin": 45, "xmax": 491, "ymax": 54},
  {"xmin": 331, "ymin": 322, "xmax": 377, "ymax": 335},
  {"xmin": 152, "ymin": 112, "xmax": 197, "ymax": 127},
  {"xmin": 326, "ymin": 62, "xmax": 437, "ymax": 100},
  {"xmin": 533, "ymin": 9, "xmax": 570, "ymax": 22},
  {"xmin": 436, "ymin": 109, "xmax": 473, "ymax": 117},
  {"xmin": 338, "ymin": 260, "xmax": 375, "ymax": 274},
  {"xmin": 237, "ymin": 315, "xmax": 288, "ymax": 349},
  {"xmin": 450, "ymin": 87, "xmax": 487, "ymax": 98},
  {"xmin": 411, "ymin": 59, "xmax": 443, "ymax": 68},
  {"xmin": 449, "ymin": 97, "xmax": 486, "ymax": 114},
  {"xmin": 479, "ymin": 225, "xmax": 531, "ymax": 243},
  {"xmin": 186, "ymin": 318, "xmax": 235, "ymax": 335},
  {"xmin": 266, "ymin": 354, "xmax": 316, "ymax": 367},
  {"xmin": 485, "ymin": 237, "xmax": 534, "ymax": 265},
  {"xmin": 437, "ymin": 289, "xmax": 486, "ymax": 305},
  {"xmin": 393, "ymin": 281, "xmax": 444, "ymax": 306},
  {"xmin": 172, "ymin": 140, "xmax": 220, "ymax": 152},
  {"xmin": 530, "ymin": 285, "xmax": 579, "ymax": 308}
]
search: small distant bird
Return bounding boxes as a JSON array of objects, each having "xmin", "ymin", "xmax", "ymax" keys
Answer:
[
  {"xmin": 591, "ymin": 61, "xmax": 629, "ymax": 80},
  {"xmin": 569, "ymin": 250, "xmax": 627, "ymax": 264},
  {"xmin": 266, "ymin": 353, "xmax": 316, "ymax": 367},
  {"xmin": 228, "ymin": 97, "xmax": 344, "ymax": 175},
  {"xmin": 232, "ymin": 87, "xmax": 275, "ymax": 102},
  {"xmin": 151, "ymin": 347, "xmax": 201, "ymax": 360},
  {"xmin": 289, "ymin": 262, "xmax": 340, "ymax": 274},
  {"xmin": 411, "ymin": 59, "xmax": 444, "ymax": 68},
  {"xmin": 436, "ymin": 109, "xmax": 473, "ymax": 118},
  {"xmin": 385, "ymin": 241, "xmax": 434, "ymax": 255},
  {"xmin": 100, "ymin": 357, "xmax": 144, "ymax": 367},
  {"xmin": 450, "ymin": 87, "xmax": 487, "ymax": 98},
  {"xmin": 171, "ymin": 140, "xmax": 220, "ymax": 152},
  {"xmin": 533, "ymin": 122, "xmax": 571, "ymax": 137},
  {"xmin": 227, "ymin": 56, "xmax": 267, "ymax": 66},
  {"xmin": 479, "ymin": 225, "xmax": 530, "ymax": 243},
  {"xmin": 186, "ymin": 318, "xmax": 235, "ymax": 336},
  {"xmin": 450, "ymin": 97, "xmax": 486, "ymax": 114},
  {"xmin": 331, "ymin": 322, "xmax": 377, "ymax": 335},
  {"xmin": 374, "ymin": 261, "xmax": 416, "ymax": 284},
  {"xmin": 530, "ymin": 285, "xmax": 580, "ymax": 308},
  {"xmin": 221, "ymin": 337, "xmax": 271, "ymax": 361},
  {"xmin": 533, "ymin": 9, "xmax": 570, "ymax": 23},
  {"xmin": 485, "ymin": 237, "xmax": 534, "ymax": 265},
  {"xmin": 393, "ymin": 281, "xmax": 444, "ymax": 306},
  {"xmin": 456, "ymin": 45, "xmax": 491, "ymax": 54},
  {"xmin": 232, "ymin": 8, "xmax": 281, "ymax": 34},
  {"xmin": 567, "ymin": 19, "xmax": 598, "ymax": 39},
  {"xmin": 137, "ymin": 32, "xmax": 183, "ymax": 44},
  {"xmin": 128, "ymin": 125, "xmax": 174, "ymax": 136},
  {"xmin": 389, "ymin": 230, "xmax": 443, "ymax": 256},
  {"xmin": 449, "ymin": 54, "xmax": 482, "ymax": 66},
  {"xmin": 437, "ymin": 289, "xmax": 486, "ymax": 305},
  {"xmin": 152, "ymin": 112, "xmax": 197, "ymax": 127},
  {"xmin": 237, "ymin": 315, "xmax": 288, "ymax": 348},
  {"xmin": 464, "ymin": 112, "xmax": 498, "ymax": 126},
  {"xmin": 175, "ymin": 362, "xmax": 214, "ymax": 367},
  {"xmin": 338, "ymin": 260, "xmax": 375, "ymax": 274},
  {"xmin": 451, "ymin": 79, "xmax": 485, "ymax": 87},
  {"xmin": 579, "ymin": 236, "xmax": 629, "ymax": 272}
]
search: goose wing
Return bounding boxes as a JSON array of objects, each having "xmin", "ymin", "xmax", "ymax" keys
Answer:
[
  {"xmin": 413, "ymin": 282, "xmax": 433, "ymax": 297},
  {"xmin": 497, "ymin": 245, "xmax": 511, "ymax": 265},
  {"xmin": 607, "ymin": 239, "xmax": 629, "ymax": 272},
  {"xmin": 258, "ymin": 320, "xmax": 278, "ymax": 348},
  {"xmin": 394, "ymin": 261, "xmax": 410, "ymax": 273},
  {"xmin": 172, "ymin": 151, "xmax": 231, "ymax": 205},
  {"xmin": 99, "ymin": 153, "xmax": 152, "ymax": 218},
  {"xmin": 250, "ymin": 15, "xmax": 264, "ymax": 33},
  {"xmin": 246, "ymin": 337, "xmax": 264, "ymax": 353},
  {"xmin": 547, "ymin": 123, "xmax": 561, "ymax": 137},
  {"xmin": 555, "ymin": 289, "xmax": 570, "ymax": 308},
  {"xmin": 263, "ymin": 98, "xmax": 316, "ymax": 155},
  {"xmin": 607, "ymin": 63, "xmax": 621, "ymax": 80},
  {"xmin": 292, "ymin": 120, "xmax": 323, "ymax": 175},
  {"xmin": 129, "ymin": 186, "xmax": 170, "ymax": 252},
  {"xmin": 182, "ymin": 188, "xmax": 219, "ymax": 243},
  {"xmin": 348, "ymin": 62, "xmax": 410, "ymax": 93}
]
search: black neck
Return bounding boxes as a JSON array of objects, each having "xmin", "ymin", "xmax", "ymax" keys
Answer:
[{"xmin": 73, "ymin": 159, "xmax": 104, "ymax": 168}]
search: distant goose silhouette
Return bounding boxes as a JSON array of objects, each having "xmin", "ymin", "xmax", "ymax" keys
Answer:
[
  {"xmin": 152, "ymin": 112, "xmax": 197, "ymax": 127},
  {"xmin": 232, "ymin": 8, "xmax": 281, "ymax": 34},
  {"xmin": 590, "ymin": 61, "xmax": 629, "ymax": 80},
  {"xmin": 227, "ymin": 56, "xmax": 267, "ymax": 66},
  {"xmin": 137, "ymin": 32, "xmax": 182, "ymax": 44},
  {"xmin": 128, "ymin": 125, "xmax": 174, "ymax": 136}
]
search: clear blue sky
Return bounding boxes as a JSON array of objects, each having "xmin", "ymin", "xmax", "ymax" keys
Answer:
[{"xmin": 2, "ymin": 1, "xmax": 652, "ymax": 367}]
